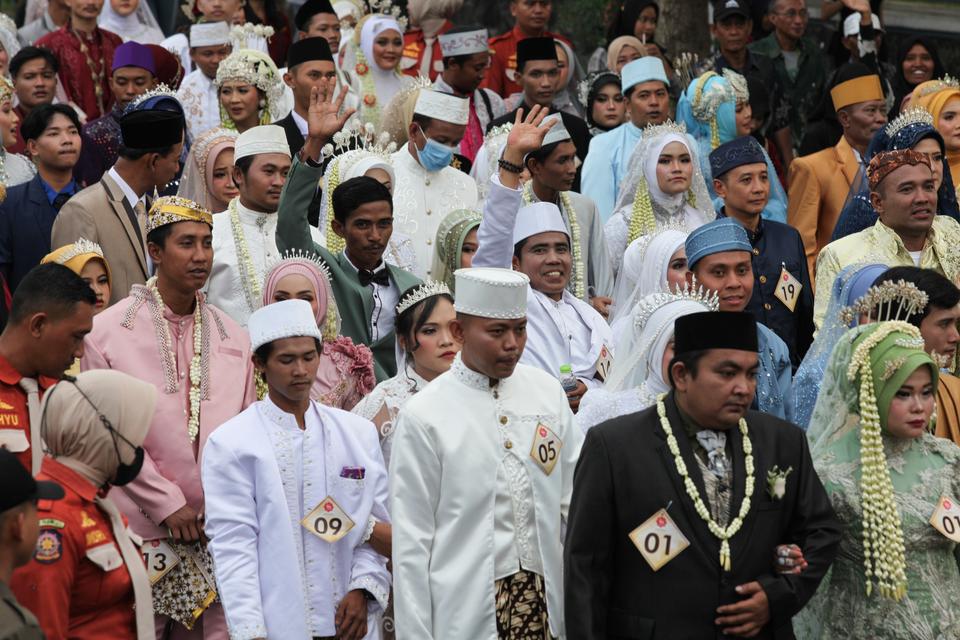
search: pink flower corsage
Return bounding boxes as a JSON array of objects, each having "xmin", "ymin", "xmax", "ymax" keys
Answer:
[
  {"xmin": 363, "ymin": 94, "xmax": 377, "ymax": 107},
  {"xmin": 355, "ymin": 62, "xmax": 369, "ymax": 76}
]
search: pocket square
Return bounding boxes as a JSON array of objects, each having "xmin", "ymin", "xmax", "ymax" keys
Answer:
[{"xmin": 340, "ymin": 466, "xmax": 365, "ymax": 479}]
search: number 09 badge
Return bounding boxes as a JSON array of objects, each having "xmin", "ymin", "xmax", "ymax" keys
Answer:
[
  {"xmin": 530, "ymin": 423, "xmax": 563, "ymax": 475},
  {"xmin": 301, "ymin": 496, "xmax": 355, "ymax": 543},
  {"xmin": 628, "ymin": 508, "xmax": 690, "ymax": 571}
]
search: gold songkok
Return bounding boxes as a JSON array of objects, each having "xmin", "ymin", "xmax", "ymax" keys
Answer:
[
  {"xmin": 147, "ymin": 196, "xmax": 213, "ymax": 233},
  {"xmin": 830, "ymin": 74, "xmax": 884, "ymax": 111}
]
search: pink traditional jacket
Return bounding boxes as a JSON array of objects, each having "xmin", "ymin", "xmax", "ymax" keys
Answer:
[{"xmin": 81, "ymin": 285, "xmax": 256, "ymax": 540}]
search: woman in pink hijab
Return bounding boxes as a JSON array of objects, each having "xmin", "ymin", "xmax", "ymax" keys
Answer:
[{"xmin": 261, "ymin": 252, "xmax": 376, "ymax": 410}]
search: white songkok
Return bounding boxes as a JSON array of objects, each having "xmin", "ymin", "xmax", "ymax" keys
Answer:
[
  {"xmin": 438, "ymin": 29, "xmax": 489, "ymax": 57},
  {"xmin": 454, "ymin": 268, "xmax": 529, "ymax": 319},
  {"xmin": 249, "ymin": 299, "xmax": 323, "ymax": 351},
  {"xmin": 414, "ymin": 89, "xmax": 470, "ymax": 125},
  {"xmin": 541, "ymin": 113, "xmax": 571, "ymax": 147},
  {"xmin": 234, "ymin": 125, "xmax": 291, "ymax": 162},
  {"xmin": 512, "ymin": 202, "xmax": 569, "ymax": 245},
  {"xmin": 190, "ymin": 21, "xmax": 231, "ymax": 47}
]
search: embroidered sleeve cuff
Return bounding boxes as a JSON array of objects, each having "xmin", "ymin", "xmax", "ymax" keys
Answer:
[
  {"xmin": 349, "ymin": 574, "xmax": 389, "ymax": 612},
  {"xmin": 228, "ymin": 621, "xmax": 268, "ymax": 640},
  {"xmin": 362, "ymin": 516, "xmax": 377, "ymax": 544}
]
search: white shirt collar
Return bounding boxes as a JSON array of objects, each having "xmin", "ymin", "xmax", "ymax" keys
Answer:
[
  {"xmin": 341, "ymin": 249, "xmax": 386, "ymax": 274},
  {"xmin": 234, "ymin": 197, "xmax": 277, "ymax": 225},
  {"xmin": 291, "ymin": 110, "xmax": 308, "ymax": 137},
  {"xmin": 107, "ymin": 166, "xmax": 145, "ymax": 209}
]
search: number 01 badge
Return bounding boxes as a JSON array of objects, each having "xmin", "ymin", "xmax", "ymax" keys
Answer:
[
  {"xmin": 930, "ymin": 495, "xmax": 960, "ymax": 542},
  {"xmin": 628, "ymin": 508, "xmax": 690, "ymax": 571},
  {"xmin": 301, "ymin": 496, "xmax": 355, "ymax": 543},
  {"xmin": 530, "ymin": 423, "xmax": 563, "ymax": 475}
]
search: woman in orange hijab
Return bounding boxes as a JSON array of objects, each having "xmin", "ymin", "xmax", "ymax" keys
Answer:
[{"xmin": 912, "ymin": 78, "xmax": 960, "ymax": 192}]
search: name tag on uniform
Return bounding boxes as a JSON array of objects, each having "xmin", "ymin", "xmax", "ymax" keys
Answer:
[
  {"xmin": 530, "ymin": 423, "xmax": 563, "ymax": 476},
  {"xmin": 930, "ymin": 495, "xmax": 960, "ymax": 542},
  {"xmin": 0, "ymin": 429, "xmax": 29, "ymax": 452},
  {"xmin": 141, "ymin": 539, "xmax": 181, "ymax": 584},
  {"xmin": 301, "ymin": 496, "xmax": 355, "ymax": 543},
  {"xmin": 628, "ymin": 509, "xmax": 690, "ymax": 571},
  {"xmin": 596, "ymin": 344, "xmax": 613, "ymax": 382},
  {"xmin": 774, "ymin": 267, "xmax": 802, "ymax": 312}
]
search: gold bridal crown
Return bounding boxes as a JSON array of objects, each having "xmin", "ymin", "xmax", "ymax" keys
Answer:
[
  {"xmin": 51, "ymin": 238, "xmax": 104, "ymax": 264},
  {"xmin": 126, "ymin": 84, "xmax": 178, "ymax": 112},
  {"xmin": 643, "ymin": 119, "xmax": 687, "ymax": 140},
  {"xmin": 839, "ymin": 279, "xmax": 929, "ymax": 326},
  {"xmin": 396, "ymin": 280, "xmax": 452, "ymax": 316}
]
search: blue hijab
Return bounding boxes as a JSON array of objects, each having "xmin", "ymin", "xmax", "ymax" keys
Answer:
[
  {"xmin": 791, "ymin": 263, "xmax": 889, "ymax": 429},
  {"xmin": 830, "ymin": 117, "xmax": 960, "ymax": 241}
]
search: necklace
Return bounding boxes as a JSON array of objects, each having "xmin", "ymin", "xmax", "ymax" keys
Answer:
[
  {"xmin": 354, "ymin": 52, "xmax": 382, "ymax": 127},
  {"xmin": 522, "ymin": 185, "xmax": 585, "ymax": 299},
  {"xmin": 71, "ymin": 27, "xmax": 106, "ymax": 116},
  {"xmin": 146, "ymin": 277, "xmax": 203, "ymax": 442},
  {"xmin": 228, "ymin": 198, "xmax": 263, "ymax": 312},
  {"xmin": 655, "ymin": 392, "xmax": 754, "ymax": 571}
]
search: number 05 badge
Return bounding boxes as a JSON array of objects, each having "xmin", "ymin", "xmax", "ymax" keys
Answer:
[
  {"xmin": 301, "ymin": 496, "xmax": 355, "ymax": 543},
  {"xmin": 530, "ymin": 423, "xmax": 563, "ymax": 475},
  {"xmin": 930, "ymin": 495, "xmax": 960, "ymax": 542},
  {"xmin": 629, "ymin": 508, "xmax": 690, "ymax": 571}
]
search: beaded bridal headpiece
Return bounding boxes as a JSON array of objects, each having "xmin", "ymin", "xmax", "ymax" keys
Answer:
[
  {"xmin": 396, "ymin": 280, "xmax": 452, "ymax": 316},
  {"xmin": 633, "ymin": 278, "xmax": 719, "ymax": 334},
  {"xmin": 884, "ymin": 106, "xmax": 935, "ymax": 138},
  {"xmin": 839, "ymin": 279, "xmax": 929, "ymax": 326},
  {"xmin": 916, "ymin": 74, "xmax": 959, "ymax": 98},
  {"xmin": 49, "ymin": 238, "xmax": 105, "ymax": 265}
]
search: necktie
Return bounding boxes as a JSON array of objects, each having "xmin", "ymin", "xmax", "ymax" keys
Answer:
[
  {"xmin": 695, "ymin": 430, "xmax": 728, "ymax": 478},
  {"xmin": 134, "ymin": 200, "xmax": 148, "ymax": 232},
  {"xmin": 18, "ymin": 377, "xmax": 41, "ymax": 476},
  {"xmin": 95, "ymin": 495, "xmax": 155, "ymax": 640},
  {"xmin": 52, "ymin": 192, "xmax": 72, "ymax": 211},
  {"xmin": 420, "ymin": 36, "xmax": 436, "ymax": 78},
  {"xmin": 358, "ymin": 268, "xmax": 390, "ymax": 287}
]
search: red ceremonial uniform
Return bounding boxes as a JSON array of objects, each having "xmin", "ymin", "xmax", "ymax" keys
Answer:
[
  {"xmin": 481, "ymin": 26, "xmax": 570, "ymax": 98},
  {"xmin": 36, "ymin": 24, "xmax": 123, "ymax": 121},
  {"xmin": 11, "ymin": 458, "xmax": 138, "ymax": 640},
  {"xmin": 400, "ymin": 20, "xmax": 454, "ymax": 82},
  {"xmin": 0, "ymin": 355, "xmax": 56, "ymax": 471}
]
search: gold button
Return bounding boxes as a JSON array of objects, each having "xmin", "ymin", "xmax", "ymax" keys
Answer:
[
  {"xmin": 759, "ymin": 275, "xmax": 767, "ymax": 284},
  {"xmin": 425, "ymin": 179, "xmax": 431, "ymax": 186},
  {"xmin": 764, "ymin": 303, "xmax": 772, "ymax": 310},
  {"xmin": 426, "ymin": 238, "xmax": 432, "ymax": 245},
  {"xmin": 426, "ymin": 210, "xmax": 432, "ymax": 215},
  {"xmin": 504, "ymin": 440, "xmax": 513, "ymax": 449},
  {"xmin": 752, "ymin": 248, "xmax": 760, "ymax": 256},
  {"xmin": 500, "ymin": 416, "xmax": 508, "ymax": 425}
]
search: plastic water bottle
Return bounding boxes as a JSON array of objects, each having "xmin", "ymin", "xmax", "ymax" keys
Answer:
[{"xmin": 559, "ymin": 364, "xmax": 578, "ymax": 393}]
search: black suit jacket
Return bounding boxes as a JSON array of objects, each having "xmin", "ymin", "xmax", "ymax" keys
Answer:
[
  {"xmin": 564, "ymin": 393, "xmax": 839, "ymax": 639},
  {"xmin": 0, "ymin": 175, "xmax": 67, "ymax": 291},
  {"xmin": 274, "ymin": 113, "xmax": 305, "ymax": 157}
]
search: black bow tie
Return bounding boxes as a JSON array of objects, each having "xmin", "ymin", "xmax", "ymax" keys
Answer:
[
  {"xmin": 52, "ymin": 192, "xmax": 73, "ymax": 211},
  {"xmin": 358, "ymin": 268, "xmax": 390, "ymax": 287}
]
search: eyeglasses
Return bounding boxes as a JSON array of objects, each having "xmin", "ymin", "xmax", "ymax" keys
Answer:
[{"xmin": 775, "ymin": 9, "xmax": 808, "ymax": 19}]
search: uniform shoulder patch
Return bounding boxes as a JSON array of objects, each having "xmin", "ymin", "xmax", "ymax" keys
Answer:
[{"xmin": 34, "ymin": 529, "xmax": 62, "ymax": 564}]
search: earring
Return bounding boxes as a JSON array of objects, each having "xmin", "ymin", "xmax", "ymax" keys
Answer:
[{"xmin": 259, "ymin": 98, "xmax": 266, "ymax": 109}]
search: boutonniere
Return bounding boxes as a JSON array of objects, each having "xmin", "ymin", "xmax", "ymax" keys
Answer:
[{"xmin": 766, "ymin": 465, "xmax": 793, "ymax": 500}]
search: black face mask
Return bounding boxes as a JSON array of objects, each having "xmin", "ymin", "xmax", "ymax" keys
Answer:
[{"xmin": 112, "ymin": 446, "xmax": 145, "ymax": 487}]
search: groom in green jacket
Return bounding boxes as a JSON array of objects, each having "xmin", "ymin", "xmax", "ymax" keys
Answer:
[{"xmin": 276, "ymin": 87, "xmax": 421, "ymax": 380}]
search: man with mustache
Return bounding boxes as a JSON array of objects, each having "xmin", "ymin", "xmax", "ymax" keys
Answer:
[
  {"xmin": 390, "ymin": 260, "xmax": 582, "ymax": 637},
  {"xmin": 711, "ymin": 136, "xmax": 813, "ymax": 369},
  {"xmin": 787, "ymin": 63, "xmax": 887, "ymax": 278},
  {"xmin": 473, "ymin": 106, "xmax": 612, "ymax": 413},
  {"xmin": 814, "ymin": 149, "xmax": 960, "ymax": 327},
  {"xmin": 80, "ymin": 196, "xmax": 255, "ymax": 639},
  {"xmin": 8, "ymin": 47, "xmax": 60, "ymax": 156},
  {"xmin": 685, "ymin": 218, "xmax": 795, "ymax": 421},
  {"xmin": 204, "ymin": 125, "xmax": 291, "ymax": 327},
  {"xmin": 277, "ymin": 87, "xmax": 421, "ymax": 381},
  {"xmin": 565, "ymin": 310, "xmax": 839, "ymax": 638},
  {"xmin": 581, "ymin": 56, "xmax": 671, "ymax": 223}
]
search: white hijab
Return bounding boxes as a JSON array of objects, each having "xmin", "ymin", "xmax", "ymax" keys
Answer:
[
  {"xmin": 610, "ymin": 228, "xmax": 687, "ymax": 331},
  {"xmin": 360, "ymin": 16, "xmax": 403, "ymax": 108},
  {"xmin": 98, "ymin": 0, "xmax": 165, "ymax": 44}
]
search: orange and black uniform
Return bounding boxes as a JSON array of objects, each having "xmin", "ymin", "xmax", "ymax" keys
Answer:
[
  {"xmin": 0, "ymin": 355, "xmax": 56, "ymax": 471},
  {"xmin": 11, "ymin": 458, "xmax": 137, "ymax": 640},
  {"xmin": 482, "ymin": 26, "xmax": 570, "ymax": 98},
  {"xmin": 401, "ymin": 20, "xmax": 454, "ymax": 82}
]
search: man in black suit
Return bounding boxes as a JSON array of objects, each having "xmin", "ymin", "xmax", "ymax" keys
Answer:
[
  {"xmin": 274, "ymin": 37, "xmax": 338, "ymax": 156},
  {"xmin": 565, "ymin": 311, "xmax": 839, "ymax": 639},
  {"xmin": 0, "ymin": 104, "xmax": 81, "ymax": 292},
  {"xmin": 486, "ymin": 37, "xmax": 591, "ymax": 188}
]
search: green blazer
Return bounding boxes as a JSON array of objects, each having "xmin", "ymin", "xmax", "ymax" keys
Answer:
[{"xmin": 276, "ymin": 157, "xmax": 422, "ymax": 381}]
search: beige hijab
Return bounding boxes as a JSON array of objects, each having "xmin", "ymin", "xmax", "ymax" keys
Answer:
[{"xmin": 40, "ymin": 370, "xmax": 157, "ymax": 640}]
